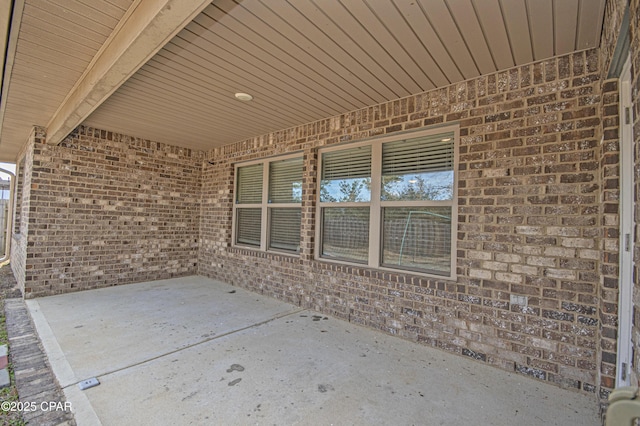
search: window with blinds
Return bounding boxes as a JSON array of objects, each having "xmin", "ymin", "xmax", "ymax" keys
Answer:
[
  {"xmin": 381, "ymin": 132, "xmax": 454, "ymax": 201},
  {"xmin": 236, "ymin": 163, "xmax": 263, "ymax": 204},
  {"xmin": 270, "ymin": 208, "xmax": 301, "ymax": 252},
  {"xmin": 233, "ymin": 155, "xmax": 303, "ymax": 254},
  {"xmin": 270, "ymin": 157, "xmax": 302, "ymax": 203},
  {"xmin": 268, "ymin": 157, "xmax": 302, "ymax": 252},
  {"xmin": 316, "ymin": 126, "xmax": 457, "ymax": 279},
  {"xmin": 320, "ymin": 145, "xmax": 371, "ymax": 202},
  {"xmin": 236, "ymin": 208, "xmax": 261, "ymax": 247}
]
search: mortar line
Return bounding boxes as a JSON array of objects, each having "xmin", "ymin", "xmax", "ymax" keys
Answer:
[{"xmin": 62, "ymin": 307, "xmax": 306, "ymax": 390}]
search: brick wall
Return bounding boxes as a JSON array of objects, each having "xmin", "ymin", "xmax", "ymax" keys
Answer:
[
  {"xmin": 19, "ymin": 126, "xmax": 202, "ymax": 297},
  {"xmin": 199, "ymin": 49, "xmax": 603, "ymax": 393},
  {"xmin": 630, "ymin": 0, "xmax": 640, "ymax": 390},
  {"xmin": 10, "ymin": 127, "xmax": 42, "ymax": 295},
  {"xmin": 598, "ymin": 78, "xmax": 620, "ymax": 405}
]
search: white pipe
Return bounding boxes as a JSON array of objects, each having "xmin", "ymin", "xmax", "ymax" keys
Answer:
[{"xmin": 0, "ymin": 166, "xmax": 15, "ymax": 263}]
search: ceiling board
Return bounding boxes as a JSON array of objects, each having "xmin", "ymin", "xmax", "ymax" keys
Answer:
[
  {"xmin": 0, "ymin": 0, "xmax": 608, "ymax": 161},
  {"xmin": 554, "ymin": 0, "xmax": 579, "ymax": 53},
  {"xmin": 526, "ymin": 0, "xmax": 554, "ymax": 60},
  {"xmin": 500, "ymin": 0, "xmax": 534, "ymax": 64},
  {"xmin": 419, "ymin": 0, "xmax": 479, "ymax": 79},
  {"xmin": 472, "ymin": 0, "xmax": 514, "ymax": 70},
  {"xmin": 577, "ymin": 0, "xmax": 606, "ymax": 49},
  {"xmin": 447, "ymin": 0, "xmax": 495, "ymax": 75}
]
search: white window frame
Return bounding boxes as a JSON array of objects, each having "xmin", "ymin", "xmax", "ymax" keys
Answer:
[
  {"xmin": 232, "ymin": 153, "xmax": 303, "ymax": 255},
  {"xmin": 315, "ymin": 126, "xmax": 458, "ymax": 280}
]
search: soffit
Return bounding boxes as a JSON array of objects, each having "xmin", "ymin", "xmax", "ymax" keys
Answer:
[
  {"xmin": 1, "ymin": 0, "xmax": 607, "ymax": 160},
  {"xmin": 84, "ymin": 0, "xmax": 605, "ymax": 153},
  {"xmin": 0, "ymin": 0, "xmax": 135, "ymax": 161}
]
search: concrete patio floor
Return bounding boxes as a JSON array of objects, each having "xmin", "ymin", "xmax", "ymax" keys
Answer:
[{"xmin": 26, "ymin": 276, "xmax": 600, "ymax": 425}]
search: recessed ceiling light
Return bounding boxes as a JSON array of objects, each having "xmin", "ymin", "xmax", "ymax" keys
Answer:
[
  {"xmin": 234, "ymin": 92, "xmax": 253, "ymax": 102},
  {"xmin": 441, "ymin": 137, "xmax": 452, "ymax": 142}
]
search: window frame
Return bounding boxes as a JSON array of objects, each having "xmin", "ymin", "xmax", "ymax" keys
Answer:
[
  {"xmin": 315, "ymin": 126, "xmax": 458, "ymax": 280},
  {"xmin": 232, "ymin": 153, "xmax": 303, "ymax": 255}
]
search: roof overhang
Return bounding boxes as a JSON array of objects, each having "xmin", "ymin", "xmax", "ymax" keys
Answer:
[{"xmin": 0, "ymin": 0, "xmax": 607, "ymax": 162}]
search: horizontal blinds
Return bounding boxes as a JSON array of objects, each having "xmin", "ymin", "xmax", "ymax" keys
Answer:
[
  {"xmin": 381, "ymin": 206, "xmax": 451, "ymax": 276},
  {"xmin": 321, "ymin": 207, "xmax": 370, "ymax": 263},
  {"xmin": 237, "ymin": 163, "xmax": 263, "ymax": 204},
  {"xmin": 322, "ymin": 145, "xmax": 371, "ymax": 179},
  {"xmin": 269, "ymin": 208, "xmax": 301, "ymax": 252},
  {"xmin": 269, "ymin": 157, "xmax": 303, "ymax": 203},
  {"xmin": 382, "ymin": 132, "xmax": 454, "ymax": 175},
  {"xmin": 236, "ymin": 208, "xmax": 261, "ymax": 246}
]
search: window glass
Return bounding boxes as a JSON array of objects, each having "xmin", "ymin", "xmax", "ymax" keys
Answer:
[
  {"xmin": 321, "ymin": 207, "xmax": 370, "ymax": 263},
  {"xmin": 236, "ymin": 208, "xmax": 262, "ymax": 247},
  {"xmin": 316, "ymin": 127, "xmax": 457, "ymax": 278},
  {"xmin": 269, "ymin": 157, "xmax": 303, "ymax": 203},
  {"xmin": 320, "ymin": 146, "xmax": 371, "ymax": 202},
  {"xmin": 236, "ymin": 163, "xmax": 263, "ymax": 204},
  {"xmin": 381, "ymin": 133, "xmax": 454, "ymax": 201},
  {"xmin": 381, "ymin": 206, "xmax": 451, "ymax": 275},
  {"xmin": 269, "ymin": 208, "xmax": 301, "ymax": 252},
  {"xmin": 234, "ymin": 156, "xmax": 303, "ymax": 254}
]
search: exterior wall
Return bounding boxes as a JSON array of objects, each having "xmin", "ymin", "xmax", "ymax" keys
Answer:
[
  {"xmin": 595, "ymin": 0, "xmax": 633, "ymax": 412},
  {"xmin": 19, "ymin": 126, "xmax": 202, "ymax": 297},
  {"xmin": 598, "ymin": 77, "xmax": 620, "ymax": 406},
  {"xmin": 630, "ymin": 0, "xmax": 640, "ymax": 391},
  {"xmin": 200, "ymin": 49, "xmax": 603, "ymax": 393},
  {"xmin": 600, "ymin": 0, "xmax": 629, "ymax": 75},
  {"xmin": 1, "ymin": 179, "xmax": 11, "ymax": 257},
  {"xmin": 10, "ymin": 127, "xmax": 41, "ymax": 295}
]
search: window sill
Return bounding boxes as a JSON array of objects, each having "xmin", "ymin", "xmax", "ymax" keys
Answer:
[
  {"xmin": 313, "ymin": 256, "xmax": 456, "ymax": 282},
  {"xmin": 228, "ymin": 246, "xmax": 302, "ymax": 263}
]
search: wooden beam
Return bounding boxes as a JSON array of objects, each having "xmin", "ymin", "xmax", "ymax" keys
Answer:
[{"xmin": 46, "ymin": 0, "xmax": 213, "ymax": 145}]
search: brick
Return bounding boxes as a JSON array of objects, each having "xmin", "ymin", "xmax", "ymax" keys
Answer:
[{"xmin": 494, "ymin": 272, "xmax": 522, "ymax": 284}]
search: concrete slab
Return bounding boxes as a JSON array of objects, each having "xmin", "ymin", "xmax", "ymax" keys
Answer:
[
  {"xmin": 28, "ymin": 276, "xmax": 601, "ymax": 426},
  {"xmin": 27, "ymin": 276, "xmax": 300, "ymax": 387}
]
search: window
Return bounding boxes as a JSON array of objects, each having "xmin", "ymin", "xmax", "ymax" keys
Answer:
[
  {"xmin": 317, "ymin": 127, "xmax": 457, "ymax": 278},
  {"xmin": 233, "ymin": 155, "xmax": 303, "ymax": 254}
]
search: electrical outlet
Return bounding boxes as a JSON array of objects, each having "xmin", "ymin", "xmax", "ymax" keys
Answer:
[{"xmin": 78, "ymin": 377, "xmax": 100, "ymax": 390}]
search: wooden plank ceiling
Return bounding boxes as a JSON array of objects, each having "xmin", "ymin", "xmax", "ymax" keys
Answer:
[{"xmin": 0, "ymin": 0, "xmax": 607, "ymax": 161}]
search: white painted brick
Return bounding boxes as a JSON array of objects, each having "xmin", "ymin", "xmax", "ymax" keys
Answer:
[
  {"xmin": 495, "ymin": 272, "xmax": 522, "ymax": 284},
  {"xmin": 561, "ymin": 238, "xmax": 595, "ymax": 248},
  {"xmin": 578, "ymin": 249, "xmax": 600, "ymax": 260},
  {"xmin": 469, "ymin": 269, "xmax": 492, "ymax": 279},
  {"xmin": 544, "ymin": 247, "xmax": 576, "ymax": 258},
  {"xmin": 544, "ymin": 269, "xmax": 577, "ymax": 279},
  {"xmin": 546, "ymin": 227, "xmax": 581, "ymax": 237},
  {"xmin": 527, "ymin": 336, "xmax": 559, "ymax": 352},
  {"xmin": 468, "ymin": 250, "xmax": 492, "ymax": 260},
  {"xmin": 482, "ymin": 261, "xmax": 509, "ymax": 271},
  {"xmin": 495, "ymin": 253, "xmax": 522, "ymax": 263},
  {"xmin": 526, "ymin": 256, "xmax": 556, "ymax": 267},
  {"xmin": 510, "ymin": 264, "xmax": 538, "ymax": 275},
  {"xmin": 515, "ymin": 226, "xmax": 544, "ymax": 235}
]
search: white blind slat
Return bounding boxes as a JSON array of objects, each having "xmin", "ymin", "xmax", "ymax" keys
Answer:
[
  {"xmin": 269, "ymin": 157, "xmax": 303, "ymax": 203},
  {"xmin": 322, "ymin": 146, "xmax": 372, "ymax": 179},
  {"xmin": 382, "ymin": 132, "xmax": 454, "ymax": 175},
  {"xmin": 237, "ymin": 164, "xmax": 263, "ymax": 204},
  {"xmin": 269, "ymin": 208, "xmax": 301, "ymax": 252},
  {"xmin": 236, "ymin": 208, "xmax": 261, "ymax": 246}
]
